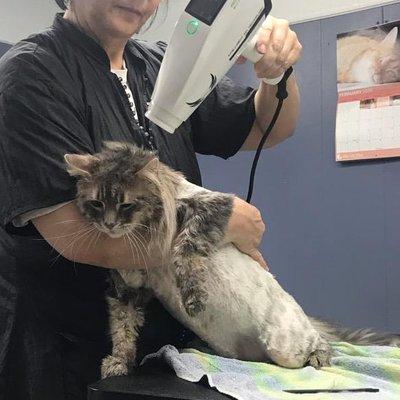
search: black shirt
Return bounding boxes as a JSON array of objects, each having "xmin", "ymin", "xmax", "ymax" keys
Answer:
[{"xmin": 0, "ymin": 14, "xmax": 256, "ymax": 400}]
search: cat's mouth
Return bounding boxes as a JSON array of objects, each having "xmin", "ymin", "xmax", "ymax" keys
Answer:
[
  {"xmin": 95, "ymin": 223, "xmax": 128, "ymax": 239},
  {"xmin": 106, "ymin": 231, "xmax": 125, "ymax": 239}
]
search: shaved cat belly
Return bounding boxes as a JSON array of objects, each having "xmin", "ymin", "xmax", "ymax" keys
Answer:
[{"xmin": 149, "ymin": 244, "xmax": 322, "ymax": 364}]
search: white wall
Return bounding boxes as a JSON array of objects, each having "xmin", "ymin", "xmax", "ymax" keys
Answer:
[
  {"xmin": 272, "ymin": 0, "xmax": 397, "ymax": 24},
  {"xmin": 0, "ymin": 0, "xmax": 59, "ymax": 44},
  {"xmin": 0, "ymin": 0, "xmax": 398, "ymax": 44}
]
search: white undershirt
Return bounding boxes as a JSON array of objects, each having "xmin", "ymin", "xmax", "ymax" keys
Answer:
[
  {"xmin": 111, "ymin": 60, "xmax": 138, "ymax": 118},
  {"xmin": 13, "ymin": 60, "xmax": 137, "ymax": 228}
]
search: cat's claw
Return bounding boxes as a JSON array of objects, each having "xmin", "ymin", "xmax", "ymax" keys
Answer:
[
  {"xmin": 101, "ymin": 355, "xmax": 130, "ymax": 378},
  {"xmin": 308, "ymin": 345, "xmax": 333, "ymax": 369}
]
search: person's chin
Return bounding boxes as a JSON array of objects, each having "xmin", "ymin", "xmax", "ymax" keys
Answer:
[
  {"xmin": 109, "ymin": 21, "xmax": 141, "ymax": 39},
  {"xmin": 112, "ymin": 8, "xmax": 143, "ymax": 32}
]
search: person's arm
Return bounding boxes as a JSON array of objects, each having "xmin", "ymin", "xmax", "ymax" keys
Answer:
[
  {"xmin": 33, "ymin": 199, "xmax": 266, "ymax": 270},
  {"xmin": 241, "ymin": 16, "xmax": 302, "ymax": 151},
  {"xmin": 33, "ymin": 202, "xmax": 162, "ymax": 270},
  {"xmin": 242, "ymin": 75, "xmax": 300, "ymax": 150}
]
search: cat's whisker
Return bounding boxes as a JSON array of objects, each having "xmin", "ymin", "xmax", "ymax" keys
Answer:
[
  {"xmin": 129, "ymin": 230, "xmax": 150, "ymax": 260},
  {"xmin": 93, "ymin": 230, "xmax": 102, "ymax": 249},
  {"xmin": 127, "ymin": 232, "xmax": 149, "ymax": 275},
  {"xmin": 131, "ymin": 230, "xmax": 150, "ymax": 256},
  {"xmin": 35, "ymin": 225, "xmax": 94, "ymax": 241},
  {"xmin": 124, "ymin": 233, "xmax": 139, "ymax": 270},
  {"xmin": 131, "ymin": 223, "xmax": 150, "ymax": 231},
  {"xmin": 49, "ymin": 226, "xmax": 96, "ymax": 267},
  {"xmin": 126, "ymin": 233, "xmax": 143, "ymax": 266},
  {"xmin": 71, "ymin": 227, "xmax": 97, "ymax": 272},
  {"xmin": 84, "ymin": 226, "xmax": 101, "ymax": 256},
  {"xmin": 54, "ymin": 219, "xmax": 84, "ymax": 225}
]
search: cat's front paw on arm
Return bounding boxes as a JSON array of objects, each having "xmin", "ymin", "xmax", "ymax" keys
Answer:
[{"xmin": 225, "ymin": 197, "xmax": 268, "ymax": 270}]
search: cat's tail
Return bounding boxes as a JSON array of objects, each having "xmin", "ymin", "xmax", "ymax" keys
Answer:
[{"xmin": 310, "ymin": 317, "xmax": 400, "ymax": 347}]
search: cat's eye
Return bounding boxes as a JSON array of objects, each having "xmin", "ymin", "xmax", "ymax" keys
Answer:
[
  {"xmin": 119, "ymin": 203, "xmax": 137, "ymax": 212},
  {"xmin": 86, "ymin": 200, "xmax": 105, "ymax": 210}
]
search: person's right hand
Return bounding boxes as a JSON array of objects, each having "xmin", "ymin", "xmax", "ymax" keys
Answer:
[{"xmin": 225, "ymin": 197, "xmax": 268, "ymax": 269}]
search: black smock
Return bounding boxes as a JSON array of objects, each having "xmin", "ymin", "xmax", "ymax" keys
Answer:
[{"xmin": 0, "ymin": 14, "xmax": 256, "ymax": 400}]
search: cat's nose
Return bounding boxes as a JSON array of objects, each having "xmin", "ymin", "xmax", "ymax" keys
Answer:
[{"xmin": 104, "ymin": 222, "xmax": 115, "ymax": 229}]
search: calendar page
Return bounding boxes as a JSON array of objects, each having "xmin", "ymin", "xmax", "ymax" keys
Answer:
[{"xmin": 335, "ymin": 21, "xmax": 400, "ymax": 162}]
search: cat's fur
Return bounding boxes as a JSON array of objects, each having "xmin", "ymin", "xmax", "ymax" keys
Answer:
[
  {"xmin": 337, "ymin": 27, "xmax": 400, "ymax": 84},
  {"xmin": 65, "ymin": 142, "xmax": 400, "ymax": 378}
]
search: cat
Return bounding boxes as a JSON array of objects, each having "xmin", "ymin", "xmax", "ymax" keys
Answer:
[
  {"xmin": 65, "ymin": 142, "xmax": 400, "ymax": 378},
  {"xmin": 337, "ymin": 27, "xmax": 400, "ymax": 84}
]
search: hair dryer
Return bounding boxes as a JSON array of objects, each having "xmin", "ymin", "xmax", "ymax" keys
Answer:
[{"xmin": 145, "ymin": 0, "xmax": 274, "ymax": 133}]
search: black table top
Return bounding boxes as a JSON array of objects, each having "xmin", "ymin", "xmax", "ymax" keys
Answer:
[{"xmin": 87, "ymin": 365, "xmax": 231, "ymax": 400}]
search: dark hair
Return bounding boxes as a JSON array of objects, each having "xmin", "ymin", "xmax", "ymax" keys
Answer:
[{"xmin": 54, "ymin": 0, "xmax": 68, "ymax": 10}]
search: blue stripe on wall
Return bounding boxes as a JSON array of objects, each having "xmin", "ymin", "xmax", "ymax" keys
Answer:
[
  {"xmin": 0, "ymin": 41, "xmax": 11, "ymax": 57},
  {"xmin": 198, "ymin": 3, "xmax": 400, "ymax": 332},
  {"xmin": 0, "ymin": 41, "xmax": 12, "ymax": 56}
]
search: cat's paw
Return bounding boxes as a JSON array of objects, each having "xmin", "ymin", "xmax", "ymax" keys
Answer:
[
  {"xmin": 101, "ymin": 355, "xmax": 130, "ymax": 379},
  {"xmin": 308, "ymin": 344, "xmax": 333, "ymax": 369},
  {"xmin": 182, "ymin": 287, "xmax": 208, "ymax": 317}
]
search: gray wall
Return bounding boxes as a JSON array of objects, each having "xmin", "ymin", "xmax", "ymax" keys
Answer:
[
  {"xmin": 1, "ymin": 4, "xmax": 399, "ymax": 333},
  {"xmin": 198, "ymin": 3, "xmax": 400, "ymax": 333}
]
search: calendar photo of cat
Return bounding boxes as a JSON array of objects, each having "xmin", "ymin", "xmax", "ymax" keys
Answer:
[
  {"xmin": 335, "ymin": 21, "xmax": 400, "ymax": 162},
  {"xmin": 337, "ymin": 21, "xmax": 400, "ymax": 90}
]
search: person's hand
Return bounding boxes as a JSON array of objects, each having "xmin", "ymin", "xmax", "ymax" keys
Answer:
[
  {"xmin": 252, "ymin": 15, "xmax": 302, "ymax": 80},
  {"xmin": 226, "ymin": 197, "xmax": 268, "ymax": 269}
]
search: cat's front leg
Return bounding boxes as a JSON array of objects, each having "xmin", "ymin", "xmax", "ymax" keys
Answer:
[
  {"xmin": 173, "ymin": 250, "xmax": 210, "ymax": 317},
  {"xmin": 174, "ymin": 194, "xmax": 233, "ymax": 317}
]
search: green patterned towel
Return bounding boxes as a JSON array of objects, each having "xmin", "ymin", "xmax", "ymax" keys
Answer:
[{"xmin": 142, "ymin": 343, "xmax": 400, "ymax": 399}]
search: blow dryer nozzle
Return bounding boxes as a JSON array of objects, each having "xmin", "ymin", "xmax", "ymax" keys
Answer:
[{"xmin": 145, "ymin": 104, "xmax": 181, "ymax": 134}]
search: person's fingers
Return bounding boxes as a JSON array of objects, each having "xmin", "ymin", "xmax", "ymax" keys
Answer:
[
  {"xmin": 236, "ymin": 55, "xmax": 247, "ymax": 64},
  {"xmin": 259, "ymin": 15, "xmax": 275, "ymax": 45},
  {"xmin": 249, "ymin": 249, "xmax": 268, "ymax": 270},
  {"xmin": 284, "ymin": 41, "xmax": 303, "ymax": 67},
  {"xmin": 253, "ymin": 18, "xmax": 303, "ymax": 80},
  {"xmin": 269, "ymin": 18, "xmax": 290, "ymax": 53},
  {"xmin": 276, "ymin": 30, "xmax": 297, "ymax": 66}
]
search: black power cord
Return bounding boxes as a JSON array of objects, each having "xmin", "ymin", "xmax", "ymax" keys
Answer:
[{"xmin": 246, "ymin": 66, "xmax": 293, "ymax": 203}]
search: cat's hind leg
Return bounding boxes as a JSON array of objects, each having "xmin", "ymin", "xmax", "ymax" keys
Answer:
[
  {"xmin": 259, "ymin": 309, "xmax": 333, "ymax": 369},
  {"xmin": 261, "ymin": 335, "xmax": 332, "ymax": 369}
]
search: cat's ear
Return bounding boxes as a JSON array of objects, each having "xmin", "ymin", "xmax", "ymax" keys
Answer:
[
  {"xmin": 381, "ymin": 27, "xmax": 398, "ymax": 48},
  {"xmin": 64, "ymin": 154, "xmax": 100, "ymax": 177},
  {"xmin": 136, "ymin": 156, "xmax": 160, "ymax": 176}
]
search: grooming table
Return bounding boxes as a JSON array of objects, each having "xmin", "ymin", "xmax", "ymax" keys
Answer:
[{"xmin": 87, "ymin": 364, "xmax": 230, "ymax": 400}]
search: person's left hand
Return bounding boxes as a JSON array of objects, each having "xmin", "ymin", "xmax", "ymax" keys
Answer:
[{"xmin": 251, "ymin": 16, "xmax": 303, "ymax": 80}]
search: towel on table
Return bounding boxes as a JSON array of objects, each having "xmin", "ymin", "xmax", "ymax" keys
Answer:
[{"xmin": 141, "ymin": 343, "xmax": 400, "ymax": 400}]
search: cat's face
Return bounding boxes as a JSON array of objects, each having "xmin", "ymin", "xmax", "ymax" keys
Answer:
[
  {"xmin": 338, "ymin": 27, "xmax": 400, "ymax": 84},
  {"xmin": 77, "ymin": 173, "xmax": 160, "ymax": 238},
  {"xmin": 65, "ymin": 144, "xmax": 162, "ymax": 238},
  {"xmin": 354, "ymin": 49, "xmax": 400, "ymax": 84}
]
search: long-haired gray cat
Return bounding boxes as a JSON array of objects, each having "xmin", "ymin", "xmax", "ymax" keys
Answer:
[{"xmin": 65, "ymin": 142, "xmax": 400, "ymax": 378}]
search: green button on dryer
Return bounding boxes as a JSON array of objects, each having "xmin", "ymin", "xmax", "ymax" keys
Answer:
[{"xmin": 186, "ymin": 19, "xmax": 199, "ymax": 35}]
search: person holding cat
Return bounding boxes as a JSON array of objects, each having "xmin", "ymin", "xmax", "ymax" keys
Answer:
[{"xmin": 0, "ymin": 0, "xmax": 302, "ymax": 399}]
